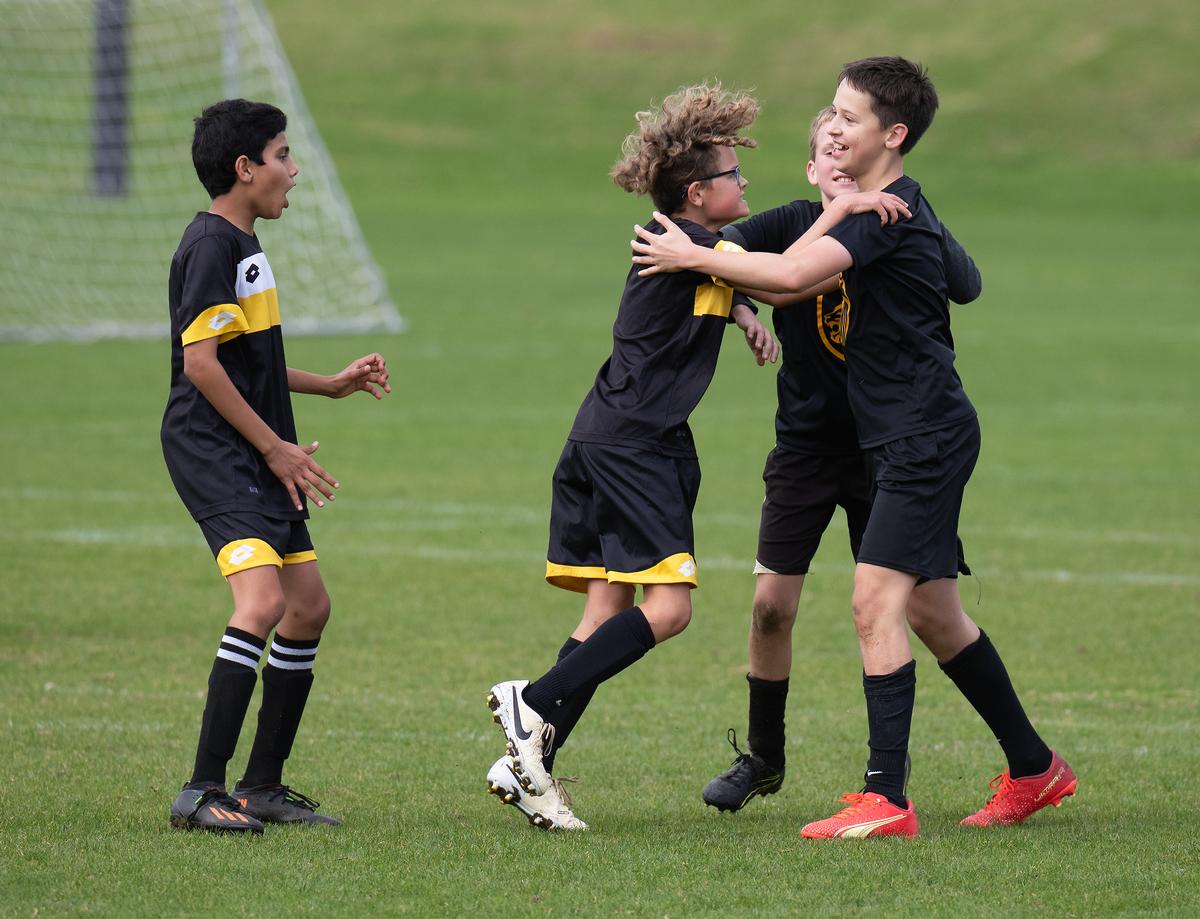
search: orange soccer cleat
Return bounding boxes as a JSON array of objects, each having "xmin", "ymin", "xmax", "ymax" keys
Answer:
[
  {"xmin": 801, "ymin": 791, "xmax": 919, "ymax": 839},
  {"xmin": 961, "ymin": 750, "xmax": 1077, "ymax": 827}
]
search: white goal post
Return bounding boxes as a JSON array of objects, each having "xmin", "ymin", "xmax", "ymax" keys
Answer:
[{"xmin": 0, "ymin": 0, "xmax": 403, "ymax": 341}]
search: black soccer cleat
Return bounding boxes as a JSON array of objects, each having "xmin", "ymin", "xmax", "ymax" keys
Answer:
[
  {"xmin": 170, "ymin": 783, "xmax": 265, "ymax": 834},
  {"xmin": 231, "ymin": 783, "xmax": 342, "ymax": 826},
  {"xmin": 702, "ymin": 729, "xmax": 785, "ymax": 813}
]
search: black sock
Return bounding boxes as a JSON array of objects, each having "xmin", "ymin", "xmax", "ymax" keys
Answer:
[
  {"xmin": 543, "ymin": 637, "xmax": 597, "ymax": 772},
  {"xmin": 746, "ymin": 674, "xmax": 788, "ymax": 769},
  {"xmin": 939, "ymin": 630, "xmax": 1052, "ymax": 778},
  {"xmin": 862, "ymin": 659, "xmax": 916, "ymax": 808},
  {"xmin": 522, "ymin": 607, "xmax": 655, "ymax": 716},
  {"xmin": 190, "ymin": 627, "xmax": 264, "ymax": 786},
  {"xmin": 240, "ymin": 634, "xmax": 319, "ymax": 788}
]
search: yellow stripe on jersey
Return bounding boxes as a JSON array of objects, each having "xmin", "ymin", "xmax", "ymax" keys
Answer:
[
  {"xmin": 693, "ymin": 282, "xmax": 735, "ymax": 318},
  {"xmin": 608, "ymin": 552, "xmax": 698, "ymax": 588},
  {"xmin": 181, "ymin": 303, "xmax": 249, "ymax": 346},
  {"xmin": 545, "ymin": 562, "xmax": 609, "ymax": 594},
  {"xmin": 237, "ymin": 287, "xmax": 282, "ymax": 335},
  {"xmin": 709, "ymin": 239, "xmax": 746, "ymax": 288},
  {"xmin": 216, "ymin": 538, "xmax": 283, "ymax": 577}
]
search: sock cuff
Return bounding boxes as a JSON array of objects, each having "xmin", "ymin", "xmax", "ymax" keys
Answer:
[
  {"xmin": 747, "ymin": 674, "xmax": 790, "ymax": 693},
  {"xmin": 939, "ymin": 629, "xmax": 992, "ymax": 676},
  {"xmin": 216, "ymin": 627, "xmax": 266, "ymax": 669},
  {"xmin": 862, "ymin": 659, "xmax": 916, "ymax": 696},
  {"xmin": 557, "ymin": 637, "xmax": 583, "ymax": 661},
  {"xmin": 266, "ymin": 633, "xmax": 320, "ymax": 671},
  {"xmin": 619, "ymin": 606, "xmax": 656, "ymax": 651}
]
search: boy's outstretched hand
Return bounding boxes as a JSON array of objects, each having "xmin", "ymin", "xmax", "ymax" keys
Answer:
[
  {"xmin": 631, "ymin": 212, "xmax": 697, "ymax": 276},
  {"xmin": 733, "ymin": 303, "xmax": 779, "ymax": 366},
  {"xmin": 327, "ymin": 353, "xmax": 391, "ymax": 399}
]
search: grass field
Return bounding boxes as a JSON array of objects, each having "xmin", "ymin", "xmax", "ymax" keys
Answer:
[{"xmin": 2, "ymin": 1, "xmax": 1198, "ymax": 916}]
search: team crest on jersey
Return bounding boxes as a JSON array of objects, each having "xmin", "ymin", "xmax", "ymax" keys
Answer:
[{"xmin": 816, "ymin": 279, "xmax": 850, "ymax": 361}]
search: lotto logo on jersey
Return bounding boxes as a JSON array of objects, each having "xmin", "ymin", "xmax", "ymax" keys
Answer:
[
  {"xmin": 679, "ymin": 559, "xmax": 696, "ymax": 577},
  {"xmin": 208, "ymin": 310, "xmax": 238, "ymax": 331},
  {"xmin": 228, "ymin": 544, "xmax": 256, "ymax": 566}
]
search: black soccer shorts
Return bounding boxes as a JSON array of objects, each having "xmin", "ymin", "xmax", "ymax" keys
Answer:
[
  {"xmin": 754, "ymin": 447, "xmax": 873, "ymax": 576},
  {"xmin": 545, "ymin": 440, "xmax": 701, "ymax": 593},
  {"xmin": 198, "ymin": 511, "xmax": 317, "ymax": 578},
  {"xmin": 857, "ymin": 417, "xmax": 978, "ymax": 582}
]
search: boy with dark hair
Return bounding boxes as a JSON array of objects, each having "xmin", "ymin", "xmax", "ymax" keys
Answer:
[
  {"xmin": 483, "ymin": 84, "xmax": 908, "ymax": 831},
  {"xmin": 701, "ymin": 106, "xmax": 983, "ymax": 813},
  {"xmin": 163, "ymin": 99, "xmax": 390, "ymax": 833},
  {"xmin": 633, "ymin": 58, "xmax": 1075, "ymax": 838}
]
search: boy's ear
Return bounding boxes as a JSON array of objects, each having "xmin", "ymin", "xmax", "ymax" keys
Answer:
[
  {"xmin": 685, "ymin": 180, "xmax": 704, "ymax": 207},
  {"xmin": 233, "ymin": 154, "xmax": 255, "ymax": 184},
  {"xmin": 806, "ymin": 160, "xmax": 818, "ymax": 187},
  {"xmin": 884, "ymin": 123, "xmax": 909, "ymax": 152}
]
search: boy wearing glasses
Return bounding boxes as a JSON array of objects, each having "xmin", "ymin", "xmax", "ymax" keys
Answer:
[
  {"xmin": 483, "ymin": 84, "xmax": 906, "ymax": 831},
  {"xmin": 633, "ymin": 59, "xmax": 1074, "ymax": 838}
]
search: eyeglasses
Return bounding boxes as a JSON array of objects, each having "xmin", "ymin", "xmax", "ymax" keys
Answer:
[{"xmin": 694, "ymin": 164, "xmax": 743, "ymax": 184}]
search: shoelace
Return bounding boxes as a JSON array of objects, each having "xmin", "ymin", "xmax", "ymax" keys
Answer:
[
  {"xmin": 830, "ymin": 792, "xmax": 876, "ymax": 818},
  {"xmin": 189, "ymin": 787, "xmax": 244, "ymax": 818},
  {"xmin": 982, "ymin": 771, "xmax": 1014, "ymax": 811},
  {"xmin": 722, "ymin": 728, "xmax": 759, "ymax": 779},
  {"xmin": 551, "ymin": 775, "xmax": 579, "ymax": 807},
  {"xmin": 265, "ymin": 784, "xmax": 320, "ymax": 811}
]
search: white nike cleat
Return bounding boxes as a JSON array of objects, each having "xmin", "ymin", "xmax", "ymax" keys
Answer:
[
  {"xmin": 485, "ymin": 679, "xmax": 554, "ymax": 795},
  {"xmin": 486, "ymin": 756, "xmax": 588, "ymax": 831}
]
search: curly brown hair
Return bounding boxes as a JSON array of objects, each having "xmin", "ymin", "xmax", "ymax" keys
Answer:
[{"xmin": 611, "ymin": 83, "xmax": 759, "ymax": 214}]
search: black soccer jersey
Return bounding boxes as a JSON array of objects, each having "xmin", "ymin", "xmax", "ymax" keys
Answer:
[
  {"xmin": 568, "ymin": 218, "xmax": 751, "ymax": 458},
  {"xmin": 723, "ymin": 200, "xmax": 859, "ymax": 455},
  {"xmin": 825, "ymin": 176, "xmax": 977, "ymax": 449},
  {"xmin": 160, "ymin": 212, "xmax": 303, "ymax": 521}
]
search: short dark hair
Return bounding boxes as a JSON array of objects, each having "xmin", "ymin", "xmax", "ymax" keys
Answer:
[
  {"xmin": 838, "ymin": 57, "xmax": 938, "ymax": 155},
  {"xmin": 191, "ymin": 99, "xmax": 287, "ymax": 199}
]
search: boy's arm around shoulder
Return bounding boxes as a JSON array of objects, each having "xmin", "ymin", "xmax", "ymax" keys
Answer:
[{"xmin": 939, "ymin": 221, "xmax": 982, "ymax": 304}]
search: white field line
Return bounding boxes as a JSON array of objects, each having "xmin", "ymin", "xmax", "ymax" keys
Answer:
[
  {"xmin": 7, "ymin": 527, "xmax": 1200, "ymax": 589},
  {"xmin": 16, "ymin": 487, "xmax": 1200, "ymax": 548}
]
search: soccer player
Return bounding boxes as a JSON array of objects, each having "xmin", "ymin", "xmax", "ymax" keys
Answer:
[
  {"xmin": 632, "ymin": 58, "xmax": 1075, "ymax": 838},
  {"xmin": 483, "ymin": 84, "xmax": 908, "ymax": 831},
  {"xmin": 701, "ymin": 106, "xmax": 984, "ymax": 814},
  {"xmin": 162, "ymin": 99, "xmax": 390, "ymax": 833}
]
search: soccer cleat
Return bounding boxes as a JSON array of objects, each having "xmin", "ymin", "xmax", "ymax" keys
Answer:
[
  {"xmin": 169, "ymin": 783, "xmax": 264, "ymax": 834},
  {"xmin": 485, "ymin": 679, "xmax": 554, "ymax": 796},
  {"xmin": 800, "ymin": 792, "xmax": 919, "ymax": 839},
  {"xmin": 960, "ymin": 750, "xmax": 1077, "ymax": 827},
  {"xmin": 702, "ymin": 728, "xmax": 784, "ymax": 813},
  {"xmin": 486, "ymin": 756, "xmax": 588, "ymax": 831},
  {"xmin": 231, "ymin": 782, "xmax": 342, "ymax": 826}
]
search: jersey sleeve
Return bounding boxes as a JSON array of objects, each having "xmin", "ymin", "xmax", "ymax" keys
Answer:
[
  {"xmin": 723, "ymin": 201, "xmax": 814, "ymax": 254},
  {"xmin": 176, "ymin": 235, "xmax": 250, "ymax": 346},
  {"xmin": 825, "ymin": 210, "xmax": 902, "ymax": 270},
  {"xmin": 939, "ymin": 221, "xmax": 983, "ymax": 305}
]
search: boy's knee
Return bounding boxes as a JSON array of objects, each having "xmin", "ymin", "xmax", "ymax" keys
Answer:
[
  {"xmin": 644, "ymin": 599, "xmax": 692, "ymax": 640},
  {"xmin": 237, "ymin": 594, "xmax": 287, "ymax": 636},
  {"xmin": 289, "ymin": 589, "xmax": 332, "ymax": 634},
  {"xmin": 751, "ymin": 596, "xmax": 796, "ymax": 637}
]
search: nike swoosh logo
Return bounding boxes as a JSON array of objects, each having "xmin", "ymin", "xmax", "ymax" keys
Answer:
[
  {"xmin": 511, "ymin": 687, "xmax": 532, "ymax": 740},
  {"xmin": 866, "ymin": 771, "xmax": 883, "ymax": 776}
]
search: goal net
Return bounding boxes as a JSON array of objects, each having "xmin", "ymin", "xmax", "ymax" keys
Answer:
[{"xmin": 0, "ymin": 0, "xmax": 402, "ymax": 341}]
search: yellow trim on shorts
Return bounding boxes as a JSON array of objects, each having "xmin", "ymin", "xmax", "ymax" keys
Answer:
[
  {"xmin": 282, "ymin": 549, "xmax": 318, "ymax": 566},
  {"xmin": 181, "ymin": 303, "xmax": 250, "ymax": 346},
  {"xmin": 608, "ymin": 552, "xmax": 698, "ymax": 588},
  {"xmin": 217, "ymin": 538, "xmax": 283, "ymax": 577},
  {"xmin": 545, "ymin": 562, "xmax": 608, "ymax": 594}
]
